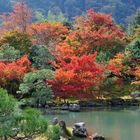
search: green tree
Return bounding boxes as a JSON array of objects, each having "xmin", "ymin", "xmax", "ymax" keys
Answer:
[
  {"xmin": 128, "ymin": 8, "xmax": 140, "ymax": 34},
  {"xmin": 47, "ymin": 10, "xmax": 67, "ymax": 23},
  {"xmin": 125, "ymin": 37, "xmax": 140, "ymax": 60},
  {"xmin": 0, "ymin": 44, "xmax": 20, "ymax": 62},
  {"xmin": 0, "ymin": 88, "xmax": 18, "ymax": 140},
  {"xmin": 17, "ymin": 108, "xmax": 48, "ymax": 139},
  {"xmin": 35, "ymin": 11, "xmax": 47, "ymax": 23},
  {"xmin": 18, "ymin": 69, "xmax": 54, "ymax": 107},
  {"xmin": 96, "ymin": 51, "xmax": 110, "ymax": 63},
  {"xmin": 28, "ymin": 45, "xmax": 54, "ymax": 69},
  {"xmin": 47, "ymin": 10, "xmax": 56, "ymax": 22}
]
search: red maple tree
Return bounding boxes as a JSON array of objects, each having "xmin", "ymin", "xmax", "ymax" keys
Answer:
[
  {"xmin": 56, "ymin": 9, "xmax": 127, "ymax": 59},
  {"xmin": 52, "ymin": 52, "xmax": 105, "ymax": 99},
  {"xmin": 0, "ymin": 55, "xmax": 31, "ymax": 94}
]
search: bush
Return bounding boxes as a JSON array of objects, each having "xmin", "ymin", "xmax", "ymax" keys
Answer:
[
  {"xmin": 0, "ymin": 88, "xmax": 49, "ymax": 140},
  {"xmin": 17, "ymin": 108, "xmax": 48, "ymax": 139},
  {"xmin": 0, "ymin": 88, "xmax": 18, "ymax": 139},
  {"xmin": 46, "ymin": 125, "xmax": 61, "ymax": 140}
]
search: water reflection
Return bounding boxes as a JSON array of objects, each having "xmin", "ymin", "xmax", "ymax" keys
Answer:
[{"xmin": 45, "ymin": 107, "xmax": 140, "ymax": 140}]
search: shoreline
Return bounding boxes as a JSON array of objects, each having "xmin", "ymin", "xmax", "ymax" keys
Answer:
[{"xmin": 36, "ymin": 98, "xmax": 140, "ymax": 112}]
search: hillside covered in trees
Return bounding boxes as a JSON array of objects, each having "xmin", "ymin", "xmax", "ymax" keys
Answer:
[
  {"xmin": 1, "ymin": 0, "xmax": 140, "ymax": 24},
  {"xmin": 0, "ymin": 1, "xmax": 140, "ymax": 139}
]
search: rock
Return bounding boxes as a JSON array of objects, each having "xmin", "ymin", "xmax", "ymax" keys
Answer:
[
  {"xmin": 45, "ymin": 104, "xmax": 49, "ymax": 108},
  {"xmin": 131, "ymin": 91, "xmax": 140, "ymax": 98},
  {"xmin": 73, "ymin": 122, "xmax": 88, "ymax": 138},
  {"xmin": 59, "ymin": 121, "xmax": 72, "ymax": 139},
  {"xmin": 38, "ymin": 103, "xmax": 43, "ymax": 108},
  {"xmin": 69, "ymin": 104, "xmax": 80, "ymax": 112},
  {"xmin": 61, "ymin": 104, "xmax": 69, "ymax": 110},
  {"xmin": 52, "ymin": 117, "xmax": 59, "ymax": 125},
  {"xmin": 93, "ymin": 136, "xmax": 105, "ymax": 140},
  {"xmin": 130, "ymin": 99, "xmax": 140, "ymax": 106},
  {"xmin": 79, "ymin": 100, "xmax": 107, "ymax": 107},
  {"xmin": 110, "ymin": 98, "xmax": 124, "ymax": 106},
  {"xmin": 93, "ymin": 133, "xmax": 105, "ymax": 140}
]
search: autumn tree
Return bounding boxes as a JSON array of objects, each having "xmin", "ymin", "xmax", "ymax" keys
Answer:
[
  {"xmin": 107, "ymin": 37, "xmax": 140, "ymax": 95},
  {"xmin": 0, "ymin": 55, "xmax": 31, "ymax": 95},
  {"xmin": 1, "ymin": 2, "xmax": 31, "ymax": 33},
  {"xmin": 57, "ymin": 9, "xmax": 127, "ymax": 60},
  {"xmin": 132, "ymin": 66, "xmax": 140, "ymax": 85},
  {"xmin": 0, "ymin": 30, "xmax": 32, "ymax": 55},
  {"xmin": 29, "ymin": 22, "xmax": 68, "ymax": 50},
  {"xmin": 52, "ymin": 53, "xmax": 104, "ymax": 99}
]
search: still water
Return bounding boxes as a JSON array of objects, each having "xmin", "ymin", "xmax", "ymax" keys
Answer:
[{"xmin": 45, "ymin": 107, "xmax": 140, "ymax": 140}]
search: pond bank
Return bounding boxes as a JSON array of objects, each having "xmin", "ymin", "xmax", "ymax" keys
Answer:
[{"xmin": 42, "ymin": 98, "xmax": 140, "ymax": 111}]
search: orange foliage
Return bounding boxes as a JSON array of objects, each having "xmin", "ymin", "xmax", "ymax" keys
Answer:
[
  {"xmin": 56, "ymin": 10, "xmax": 127, "ymax": 60},
  {"xmin": 63, "ymin": 10, "xmax": 126, "ymax": 53},
  {"xmin": 28, "ymin": 22, "xmax": 68, "ymax": 49},
  {"xmin": 56, "ymin": 40, "xmax": 90, "ymax": 59},
  {"xmin": 0, "ymin": 55, "xmax": 31, "ymax": 86},
  {"xmin": 108, "ymin": 53, "xmax": 124, "ymax": 76},
  {"xmin": 108, "ymin": 53, "xmax": 140, "ymax": 86},
  {"xmin": 135, "ymin": 67, "xmax": 140, "ymax": 78},
  {"xmin": 56, "ymin": 42, "xmax": 75, "ymax": 59}
]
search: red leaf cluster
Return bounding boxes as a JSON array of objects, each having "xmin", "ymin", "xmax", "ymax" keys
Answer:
[
  {"xmin": 52, "ymin": 53, "xmax": 105, "ymax": 98},
  {"xmin": 0, "ymin": 55, "xmax": 31, "ymax": 86}
]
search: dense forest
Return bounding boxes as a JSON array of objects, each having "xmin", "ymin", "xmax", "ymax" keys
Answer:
[
  {"xmin": 0, "ymin": 1, "xmax": 139, "ymax": 102},
  {"xmin": 0, "ymin": 1, "xmax": 140, "ymax": 140},
  {"xmin": 1, "ymin": 0, "xmax": 140, "ymax": 24}
]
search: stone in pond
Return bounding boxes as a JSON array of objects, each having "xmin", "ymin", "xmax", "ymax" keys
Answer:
[
  {"xmin": 73, "ymin": 122, "xmax": 88, "ymax": 138},
  {"xmin": 52, "ymin": 117, "xmax": 59, "ymax": 125},
  {"xmin": 93, "ymin": 133, "xmax": 105, "ymax": 140},
  {"xmin": 61, "ymin": 104, "xmax": 69, "ymax": 110},
  {"xmin": 69, "ymin": 104, "xmax": 80, "ymax": 112},
  {"xmin": 59, "ymin": 121, "xmax": 72, "ymax": 139}
]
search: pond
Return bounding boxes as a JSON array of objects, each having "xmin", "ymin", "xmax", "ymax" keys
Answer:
[{"xmin": 44, "ymin": 106, "xmax": 140, "ymax": 140}]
